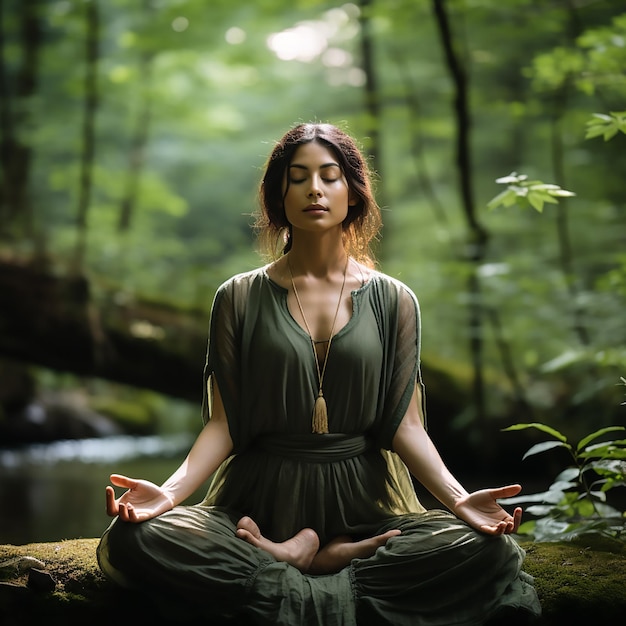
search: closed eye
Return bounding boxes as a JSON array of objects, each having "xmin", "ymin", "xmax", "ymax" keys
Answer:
[
  {"xmin": 289, "ymin": 176, "xmax": 340, "ymax": 184},
  {"xmin": 288, "ymin": 162, "xmax": 343, "ymax": 184}
]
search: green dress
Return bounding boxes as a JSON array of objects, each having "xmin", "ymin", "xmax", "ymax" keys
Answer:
[{"xmin": 97, "ymin": 267, "xmax": 541, "ymax": 625}]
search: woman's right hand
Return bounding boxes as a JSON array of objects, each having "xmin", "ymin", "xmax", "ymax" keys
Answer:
[{"xmin": 105, "ymin": 474, "xmax": 175, "ymax": 523}]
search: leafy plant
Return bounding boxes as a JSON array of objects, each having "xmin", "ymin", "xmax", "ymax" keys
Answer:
[
  {"xmin": 500, "ymin": 415, "xmax": 626, "ymax": 542},
  {"xmin": 486, "ymin": 172, "xmax": 575, "ymax": 213},
  {"xmin": 585, "ymin": 111, "xmax": 626, "ymax": 141}
]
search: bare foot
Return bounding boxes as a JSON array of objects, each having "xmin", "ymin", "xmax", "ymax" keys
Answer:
[
  {"xmin": 236, "ymin": 516, "xmax": 320, "ymax": 573},
  {"xmin": 309, "ymin": 529, "xmax": 401, "ymax": 575}
]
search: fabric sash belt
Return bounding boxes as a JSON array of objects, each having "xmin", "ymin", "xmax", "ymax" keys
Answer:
[{"xmin": 255, "ymin": 433, "xmax": 371, "ymax": 463}]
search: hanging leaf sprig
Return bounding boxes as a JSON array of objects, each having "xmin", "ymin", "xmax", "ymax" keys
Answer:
[
  {"xmin": 487, "ymin": 172, "xmax": 576, "ymax": 213},
  {"xmin": 585, "ymin": 111, "xmax": 626, "ymax": 141}
]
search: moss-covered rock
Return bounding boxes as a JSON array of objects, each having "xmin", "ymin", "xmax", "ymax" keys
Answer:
[
  {"xmin": 1, "ymin": 537, "xmax": 624, "ymax": 625},
  {"xmin": 520, "ymin": 537, "xmax": 625, "ymax": 625}
]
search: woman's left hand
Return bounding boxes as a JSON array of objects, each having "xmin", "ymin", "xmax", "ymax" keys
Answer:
[{"xmin": 453, "ymin": 485, "xmax": 523, "ymax": 535}]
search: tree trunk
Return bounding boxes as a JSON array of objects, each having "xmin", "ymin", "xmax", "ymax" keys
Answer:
[
  {"xmin": 117, "ymin": 50, "xmax": 153, "ymax": 232},
  {"xmin": 358, "ymin": 0, "xmax": 382, "ymax": 173},
  {"xmin": 431, "ymin": 0, "xmax": 490, "ymax": 434},
  {"xmin": 0, "ymin": 0, "xmax": 42, "ymax": 236},
  {"xmin": 74, "ymin": 0, "xmax": 100, "ymax": 270}
]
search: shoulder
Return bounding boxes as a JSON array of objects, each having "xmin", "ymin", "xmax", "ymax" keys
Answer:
[
  {"xmin": 211, "ymin": 267, "xmax": 271, "ymax": 316},
  {"xmin": 367, "ymin": 269, "xmax": 419, "ymax": 306},
  {"xmin": 215, "ymin": 267, "xmax": 268, "ymax": 297}
]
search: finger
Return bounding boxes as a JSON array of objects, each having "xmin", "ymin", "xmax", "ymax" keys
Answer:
[
  {"xmin": 126, "ymin": 503, "xmax": 138, "ymax": 522},
  {"xmin": 377, "ymin": 529, "xmax": 401, "ymax": 545},
  {"xmin": 480, "ymin": 524, "xmax": 501, "ymax": 536},
  {"xmin": 105, "ymin": 485, "xmax": 118, "ymax": 517},
  {"xmin": 110, "ymin": 474, "xmax": 139, "ymax": 490},
  {"xmin": 512, "ymin": 507, "xmax": 523, "ymax": 533},
  {"xmin": 118, "ymin": 502, "xmax": 130, "ymax": 522}
]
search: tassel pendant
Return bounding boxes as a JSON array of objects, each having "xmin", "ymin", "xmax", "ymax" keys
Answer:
[
  {"xmin": 289, "ymin": 256, "xmax": 349, "ymax": 437},
  {"xmin": 312, "ymin": 390, "xmax": 329, "ymax": 434}
]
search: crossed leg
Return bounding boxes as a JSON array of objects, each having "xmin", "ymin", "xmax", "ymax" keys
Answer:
[{"xmin": 236, "ymin": 516, "xmax": 401, "ymax": 574}]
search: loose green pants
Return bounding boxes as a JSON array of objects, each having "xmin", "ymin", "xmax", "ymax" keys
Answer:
[{"xmin": 97, "ymin": 506, "xmax": 541, "ymax": 626}]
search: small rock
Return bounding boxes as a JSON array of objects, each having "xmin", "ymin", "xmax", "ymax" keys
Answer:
[{"xmin": 27, "ymin": 568, "xmax": 56, "ymax": 593}]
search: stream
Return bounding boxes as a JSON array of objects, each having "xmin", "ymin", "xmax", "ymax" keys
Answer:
[{"xmin": 0, "ymin": 434, "xmax": 204, "ymax": 545}]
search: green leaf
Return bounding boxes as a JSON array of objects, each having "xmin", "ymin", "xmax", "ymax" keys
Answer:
[
  {"xmin": 586, "ymin": 111, "xmax": 626, "ymax": 142},
  {"xmin": 549, "ymin": 480, "xmax": 578, "ymax": 492},
  {"xmin": 495, "ymin": 172, "xmax": 527, "ymax": 184},
  {"xmin": 577, "ymin": 426, "xmax": 626, "ymax": 452},
  {"xmin": 522, "ymin": 440, "xmax": 568, "ymax": 460},
  {"xmin": 575, "ymin": 498, "xmax": 596, "ymax": 517},
  {"xmin": 487, "ymin": 188, "xmax": 515, "ymax": 211},
  {"xmin": 502, "ymin": 422, "xmax": 569, "ymax": 443},
  {"xmin": 515, "ymin": 520, "xmax": 535, "ymax": 536},
  {"xmin": 585, "ymin": 124, "xmax": 609, "ymax": 140},
  {"xmin": 555, "ymin": 468, "xmax": 580, "ymax": 482},
  {"xmin": 579, "ymin": 446, "xmax": 626, "ymax": 460},
  {"xmin": 526, "ymin": 504, "xmax": 556, "ymax": 516},
  {"xmin": 527, "ymin": 191, "xmax": 545, "ymax": 212},
  {"xmin": 589, "ymin": 490, "xmax": 607, "ymax": 502},
  {"xmin": 550, "ymin": 189, "xmax": 576, "ymax": 197},
  {"xmin": 590, "ymin": 113, "xmax": 614, "ymax": 123}
]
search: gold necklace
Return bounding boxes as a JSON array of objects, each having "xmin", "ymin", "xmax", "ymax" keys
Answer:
[{"xmin": 288, "ymin": 256, "xmax": 349, "ymax": 434}]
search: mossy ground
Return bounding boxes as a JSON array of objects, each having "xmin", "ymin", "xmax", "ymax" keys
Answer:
[
  {"xmin": 520, "ymin": 537, "xmax": 625, "ymax": 624},
  {"xmin": 1, "ymin": 537, "xmax": 625, "ymax": 625}
]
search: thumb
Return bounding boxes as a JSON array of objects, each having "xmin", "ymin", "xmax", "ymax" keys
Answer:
[
  {"xmin": 491, "ymin": 484, "xmax": 522, "ymax": 499},
  {"xmin": 110, "ymin": 474, "xmax": 139, "ymax": 490}
]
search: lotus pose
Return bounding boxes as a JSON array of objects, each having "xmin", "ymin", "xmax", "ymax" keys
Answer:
[{"xmin": 98, "ymin": 123, "xmax": 541, "ymax": 625}]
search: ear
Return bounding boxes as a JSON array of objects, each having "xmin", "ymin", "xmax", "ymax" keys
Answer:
[{"xmin": 348, "ymin": 192, "xmax": 359, "ymax": 207}]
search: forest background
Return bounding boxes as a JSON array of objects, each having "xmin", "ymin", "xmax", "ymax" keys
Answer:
[{"xmin": 0, "ymin": 0, "xmax": 625, "ymax": 542}]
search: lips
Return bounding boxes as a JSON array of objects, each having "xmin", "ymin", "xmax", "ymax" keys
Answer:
[{"xmin": 304, "ymin": 204, "xmax": 328, "ymax": 212}]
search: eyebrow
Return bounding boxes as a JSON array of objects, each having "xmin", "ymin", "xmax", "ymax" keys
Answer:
[{"xmin": 289, "ymin": 162, "xmax": 340, "ymax": 171}]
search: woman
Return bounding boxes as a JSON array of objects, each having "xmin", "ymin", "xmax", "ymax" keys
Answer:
[{"xmin": 98, "ymin": 123, "xmax": 541, "ymax": 625}]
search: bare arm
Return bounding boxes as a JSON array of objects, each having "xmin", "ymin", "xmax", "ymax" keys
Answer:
[
  {"xmin": 392, "ymin": 385, "xmax": 522, "ymax": 535},
  {"xmin": 106, "ymin": 380, "xmax": 233, "ymax": 522},
  {"xmin": 160, "ymin": 382, "xmax": 233, "ymax": 504}
]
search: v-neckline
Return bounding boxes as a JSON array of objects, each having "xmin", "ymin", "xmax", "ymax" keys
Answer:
[{"xmin": 264, "ymin": 267, "xmax": 372, "ymax": 346}]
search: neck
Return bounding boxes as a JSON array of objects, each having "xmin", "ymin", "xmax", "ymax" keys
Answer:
[{"xmin": 287, "ymin": 230, "xmax": 347, "ymax": 278}]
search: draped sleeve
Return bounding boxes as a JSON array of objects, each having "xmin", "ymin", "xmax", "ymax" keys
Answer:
[
  {"xmin": 201, "ymin": 272, "xmax": 251, "ymax": 452},
  {"xmin": 373, "ymin": 278, "xmax": 427, "ymax": 450}
]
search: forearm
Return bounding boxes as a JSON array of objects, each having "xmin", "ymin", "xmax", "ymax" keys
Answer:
[
  {"xmin": 161, "ymin": 417, "xmax": 233, "ymax": 505},
  {"xmin": 392, "ymin": 414, "xmax": 469, "ymax": 512}
]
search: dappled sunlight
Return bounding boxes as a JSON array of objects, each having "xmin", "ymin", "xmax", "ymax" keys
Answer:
[{"xmin": 266, "ymin": 4, "xmax": 360, "ymax": 73}]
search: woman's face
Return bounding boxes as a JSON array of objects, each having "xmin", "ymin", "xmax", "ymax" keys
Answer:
[{"xmin": 282, "ymin": 141, "xmax": 355, "ymax": 235}]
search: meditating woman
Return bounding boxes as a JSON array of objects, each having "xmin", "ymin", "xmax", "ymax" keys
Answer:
[{"xmin": 97, "ymin": 122, "xmax": 541, "ymax": 625}]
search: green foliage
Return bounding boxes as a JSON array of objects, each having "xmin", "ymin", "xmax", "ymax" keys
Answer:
[
  {"xmin": 528, "ymin": 10, "xmax": 626, "ymax": 97},
  {"xmin": 487, "ymin": 173, "xmax": 576, "ymax": 213},
  {"xmin": 501, "ymin": 412, "xmax": 626, "ymax": 542},
  {"xmin": 585, "ymin": 111, "xmax": 626, "ymax": 141},
  {"xmin": 89, "ymin": 396, "xmax": 158, "ymax": 435},
  {"xmin": 2, "ymin": 0, "xmax": 626, "ymax": 441}
]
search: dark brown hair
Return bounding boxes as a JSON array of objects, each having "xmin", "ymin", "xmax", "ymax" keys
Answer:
[{"xmin": 254, "ymin": 123, "xmax": 381, "ymax": 266}]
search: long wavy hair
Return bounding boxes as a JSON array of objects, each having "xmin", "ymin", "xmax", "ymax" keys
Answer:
[{"xmin": 254, "ymin": 123, "xmax": 382, "ymax": 266}]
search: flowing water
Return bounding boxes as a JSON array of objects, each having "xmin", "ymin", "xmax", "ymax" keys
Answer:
[{"xmin": 0, "ymin": 434, "xmax": 204, "ymax": 545}]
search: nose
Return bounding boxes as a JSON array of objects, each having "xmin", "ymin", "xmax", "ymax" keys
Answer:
[{"xmin": 308, "ymin": 176, "xmax": 322, "ymax": 198}]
